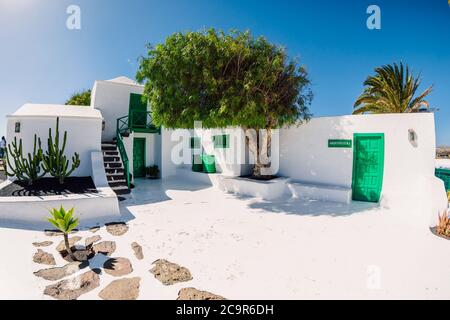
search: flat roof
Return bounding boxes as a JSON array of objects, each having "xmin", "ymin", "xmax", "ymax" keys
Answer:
[{"xmin": 8, "ymin": 103, "xmax": 102, "ymax": 119}]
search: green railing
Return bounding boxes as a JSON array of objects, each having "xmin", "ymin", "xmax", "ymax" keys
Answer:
[
  {"xmin": 116, "ymin": 132, "xmax": 131, "ymax": 189},
  {"xmin": 117, "ymin": 115, "xmax": 130, "ymax": 136},
  {"xmin": 117, "ymin": 111, "xmax": 159, "ymax": 135},
  {"xmin": 115, "ymin": 111, "xmax": 159, "ymax": 189}
]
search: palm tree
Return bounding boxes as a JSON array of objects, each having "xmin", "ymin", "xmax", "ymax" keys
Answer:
[
  {"xmin": 48, "ymin": 206, "xmax": 79, "ymax": 261},
  {"xmin": 65, "ymin": 89, "xmax": 91, "ymax": 106},
  {"xmin": 353, "ymin": 62, "xmax": 432, "ymax": 114}
]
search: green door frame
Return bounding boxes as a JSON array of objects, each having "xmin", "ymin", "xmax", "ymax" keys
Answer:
[
  {"xmin": 351, "ymin": 133, "xmax": 385, "ymax": 203},
  {"xmin": 133, "ymin": 137, "xmax": 146, "ymax": 178}
]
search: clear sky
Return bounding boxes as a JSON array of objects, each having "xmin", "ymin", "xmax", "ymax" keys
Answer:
[{"xmin": 0, "ymin": 0, "xmax": 449, "ymax": 144}]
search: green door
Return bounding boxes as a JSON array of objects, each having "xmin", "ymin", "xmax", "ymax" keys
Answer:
[
  {"xmin": 129, "ymin": 93, "xmax": 147, "ymax": 129},
  {"xmin": 352, "ymin": 133, "xmax": 385, "ymax": 202},
  {"xmin": 133, "ymin": 138, "xmax": 146, "ymax": 178}
]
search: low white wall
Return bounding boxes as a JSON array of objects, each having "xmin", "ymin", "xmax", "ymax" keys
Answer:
[
  {"xmin": 436, "ymin": 159, "xmax": 450, "ymax": 169},
  {"xmin": 0, "ymin": 152, "xmax": 120, "ymax": 228},
  {"xmin": 279, "ymin": 113, "xmax": 437, "ymax": 203},
  {"xmin": 6, "ymin": 115, "xmax": 102, "ymax": 178}
]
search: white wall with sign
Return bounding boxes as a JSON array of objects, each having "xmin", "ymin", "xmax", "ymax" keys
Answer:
[{"xmin": 278, "ymin": 113, "xmax": 447, "ymax": 224}]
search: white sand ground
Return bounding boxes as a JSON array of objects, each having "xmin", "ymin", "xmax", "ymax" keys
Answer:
[{"xmin": 0, "ymin": 177, "xmax": 449, "ymax": 300}]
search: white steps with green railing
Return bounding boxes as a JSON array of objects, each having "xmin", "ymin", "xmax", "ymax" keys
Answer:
[{"xmin": 102, "ymin": 142, "xmax": 130, "ymax": 195}]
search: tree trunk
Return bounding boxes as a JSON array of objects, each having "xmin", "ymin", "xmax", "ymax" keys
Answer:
[
  {"xmin": 64, "ymin": 233, "xmax": 77, "ymax": 261},
  {"xmin": 245, "ymin": 128, "xmax": 272, "ymax": 177}
]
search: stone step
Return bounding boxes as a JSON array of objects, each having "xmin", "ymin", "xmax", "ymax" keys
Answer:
[
  {"xmin": 103, "ymin": 151, "xmax": 119, "ymax": 156},
  {"xmin": 107, "ymin": 173, "xmax": 125, "ymax": 181},
  {"xmin": 104, "ymin": 161, "xmax": 123, "ymax": 168},
  {"xmin": 101, "ymin": 144, "xmax": 117, "ymax": 151},
  {"xmin": 108, "ymin": 179, "xmax": 127, "ymax": 188},
  {"xmin": 106, "ymin": 168, "xmax": 125, "ymax": 174},
  {"xmin": 104, "ymin": 156, "xmax": 121, "ymax": 162},
  {"xmin": 111, "ymin": 185, "xmax": 131, "ymax": 195}
]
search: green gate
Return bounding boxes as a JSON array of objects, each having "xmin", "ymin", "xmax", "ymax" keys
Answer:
[
  {"xmin": 352, "ymin": 133, "xmax": 385, "ymax": 202},
  {"xmin": 133, "ymin": 138, "xmax": 146, "ymax": 178}
]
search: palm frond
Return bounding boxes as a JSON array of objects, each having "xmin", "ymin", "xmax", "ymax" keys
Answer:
[{"xmin": 353, "ymin": 62, "xmax": 432, "ymax": 114}]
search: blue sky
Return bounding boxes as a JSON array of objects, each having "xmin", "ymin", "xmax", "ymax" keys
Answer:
[{"xmin": 0, "ymin": 0, "xmax": 449, "ymax": 144}]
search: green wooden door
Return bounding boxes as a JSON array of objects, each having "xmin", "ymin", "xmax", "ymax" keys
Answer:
[
  {"xmin": 129, "ymin": 93, "xmax": 147, "ymax": 129},
  {"xmin": 133, "ymin": 138, "xmax": 146, "ymax": 178},
  {"xmin": 352, "ymin": 133, "xmax": 385, "ymax": 202}
]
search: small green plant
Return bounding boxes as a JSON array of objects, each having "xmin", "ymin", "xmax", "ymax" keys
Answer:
[
  {"xmin": 42, "ymin": 117, "xmax": 81, "ymax": 184},
  {"xmin": 48, "ymin": 206, "xmax": 79, "ymax": 261},
  {"xmin": 437, "ymin": 211, "xmax": 450, "ymax": 237},
  {"xmin": 146, "ymin": 165, "xmax": 160, "ymax": 179},
  {"xmin": 5, "ymin": 135, "xmax": 45, "ymax": 185}
]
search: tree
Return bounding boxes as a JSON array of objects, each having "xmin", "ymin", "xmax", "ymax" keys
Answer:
[
  {"xmin": 48, "ymin": 206, "xmax": 79, "ymax": 261},
  {"xmin": 65, "ymin": 89, "xmax": 91, "ymax": 106},
  {"xmin": 136, "ymin": 29, "xmax": 312, "ymax": 177},
  {"xmin": 353, "ymin": 62, "xmax": 432, "ymax": 114}
]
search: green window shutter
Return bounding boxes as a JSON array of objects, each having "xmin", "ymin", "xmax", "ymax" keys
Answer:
[
  {"xmin": 213, "ymin": 134, "xmax": 229, "ymax": 149},
  {"xmin": 190, "ymin": 137, "xmax": 201, "ymax": 149}
]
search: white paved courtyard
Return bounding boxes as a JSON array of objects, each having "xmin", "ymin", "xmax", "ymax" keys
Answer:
[{"xmin": 0, "ymin": 178, "xmax": 449, "ymax": 299}]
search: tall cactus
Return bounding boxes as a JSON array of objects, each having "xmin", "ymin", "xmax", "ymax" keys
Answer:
[
  {"xmin": 5, "ymin": 135, "xmax": 46, "ymax": 185},
  {"xmin": 42, "ymin": 117, "xmax": 81, "ymax": 184}
]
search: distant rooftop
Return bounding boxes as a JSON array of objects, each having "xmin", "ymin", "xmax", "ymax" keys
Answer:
[
  {"xmin": 105, "ymin": 76, "xmax": 141, "ymax": 86},
  {"xmin": 9, "ymin": 104, "xmax": 102, "ymax": 119}
]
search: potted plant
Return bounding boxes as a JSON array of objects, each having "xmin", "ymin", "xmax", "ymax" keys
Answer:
[{"xmin": 146, "ymin": 165, "xmax": 160, "ymax": 179}]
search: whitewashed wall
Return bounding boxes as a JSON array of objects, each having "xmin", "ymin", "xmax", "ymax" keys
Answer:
[
  {"xmin": 6, "ymin": 115, "xmax": 102, "ymax": 177},
  {"xmin": 159, "ymin": 127, "xmax": 252, "ymax": 178},
  {"xmin": 91, "ymin": 80, "xmax": 144, "ymax": 142},
  {"xmin": 279, "ymin": 113, "xmax": 446, "ymax": 216},
  {"xmin": 122, "ymin": 132, "xmax": 161, "ymax": 181},
  {"xmin": 0, "ymin": 151, "xmax": 120, "ymax": 227}
]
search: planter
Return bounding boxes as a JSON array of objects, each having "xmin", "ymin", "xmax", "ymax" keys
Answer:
[
  {"xmin": 192, "ymin": 155, "xmax": 203, "ymax": 172},
  {"xmin": 201, "ymin": 154, "xmax": 216, "ymax": 174},
  {"xmin": 217, "ymin": 176, "xmax": 289, "ymax": 200}
]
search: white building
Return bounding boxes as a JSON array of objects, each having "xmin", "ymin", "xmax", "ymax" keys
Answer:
[{"xmin": 4, "ymin": 76, "xmax": 448, "ymax": 225}]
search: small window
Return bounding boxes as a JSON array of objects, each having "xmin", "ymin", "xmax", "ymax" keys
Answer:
[
  {"xmin": 190, "ymin": 137, "xmax": 201, "ymax": 149},
  {"xmin": 213, "ymin": 134, "xmax": 229, "ymax": 149}
]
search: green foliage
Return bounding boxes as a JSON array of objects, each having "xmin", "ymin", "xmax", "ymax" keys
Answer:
[
  {"xmin": 47, "ymin": 206, "xmax": 79, "ymax": 234},
  {"xmin": 42, "ymin": 117, "xmax": 81, "ymax": 184},
  {"xmin": 48, "ymin": 206, "xmax": 79, "ymax": 261},
  {"xmin": 65, "ymin": 89, "xmax": 91, "ymax": 106},
  {"xmin": 353, "ymin": 62, "xmax": 433, "ymax": 114},
  {"xmin": 136, "ymin": 29, "xmax": 312, "ymax": 130},
  {"xmin": 5, "ymin": 135, "xmax": 46, "ymax": 185}
]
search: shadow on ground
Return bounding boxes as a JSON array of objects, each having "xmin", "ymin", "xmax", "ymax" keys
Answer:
[{"xmin": 243, "ymin": 195, "xmax": 382, "ymax": 217}]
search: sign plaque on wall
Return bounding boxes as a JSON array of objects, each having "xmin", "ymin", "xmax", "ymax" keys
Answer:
[{"xmin": 328, "ymin": 139, "xmax": 352, "ymax": 148}]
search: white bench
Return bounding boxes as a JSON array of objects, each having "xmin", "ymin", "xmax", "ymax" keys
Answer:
[{"xmin": 287, "ymin": 180, "xmax": 352, "ymax": 204}]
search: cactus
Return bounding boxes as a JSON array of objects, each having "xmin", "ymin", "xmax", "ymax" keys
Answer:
[
  {"xmin": 5, "ymin": 135, "xmax": 46, "ymax": 185},
  {"xmin": 42, "ymin": 117, "xmax": 81, "ymax": 184}
]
